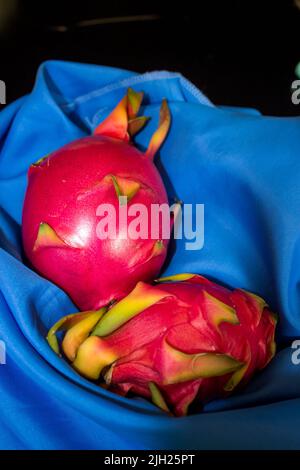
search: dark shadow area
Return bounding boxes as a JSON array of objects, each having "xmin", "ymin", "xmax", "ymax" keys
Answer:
[
  {"xmin": 0, "ymin": 207, "xmax": 22, "ymax": 260},
  {"xmin": 0, "ymin": 0, "xmax": 299, "ymax": 115}
]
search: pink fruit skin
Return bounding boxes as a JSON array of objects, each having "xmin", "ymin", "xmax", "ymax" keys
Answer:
[
  {"xmin": 22, "ymin": 135, "xmax": 169, "ymax": 310},
  {"xmin": 51, "ymin": 275, "xmax": 277, "ymax": 416}
]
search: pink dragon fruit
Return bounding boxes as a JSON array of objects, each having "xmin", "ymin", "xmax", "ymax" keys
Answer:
[
  {"xmin": 47, "ymin": 273, "xmax": 277, "ymax": 416},
  {"xmin": 22, "ymin": 89, "xmax": 171, "ymax": 311}
]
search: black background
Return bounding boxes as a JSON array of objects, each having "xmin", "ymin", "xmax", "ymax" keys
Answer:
[{"xmin": 0, "ymin": 0, "xmax": 300, "ymax": 115}]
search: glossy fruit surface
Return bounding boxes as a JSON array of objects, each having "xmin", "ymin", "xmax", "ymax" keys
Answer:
[{"xmin": 22, "ymin": 89, "xmax": 171, "ymax": 310}]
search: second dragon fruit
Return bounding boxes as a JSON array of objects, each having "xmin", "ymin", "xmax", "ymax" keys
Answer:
[{"xmin": 48, "ymin": 274, "xmax": 277, "ymax": 416}]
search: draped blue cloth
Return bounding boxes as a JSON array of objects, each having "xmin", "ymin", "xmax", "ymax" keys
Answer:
[{"xmin": 1, "ymin": 61, "xmax": 300, "ymax": 449}]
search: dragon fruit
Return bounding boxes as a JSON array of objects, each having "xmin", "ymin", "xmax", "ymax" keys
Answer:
[
  {"xmin": 22, "ymin": 88, "xmax": 171, "ymax": 311},
  {"xmin": 47, "ymin": 273, "xmax": 277, "ymax": 416}
]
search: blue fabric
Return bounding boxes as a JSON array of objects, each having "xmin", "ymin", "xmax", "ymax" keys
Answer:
[{"xmin": 1, "ymin": 60, "xmax": 300, "ymax": 450}]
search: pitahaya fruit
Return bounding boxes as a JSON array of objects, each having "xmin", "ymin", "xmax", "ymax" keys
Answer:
[
  {"xmin": 22, "ymin": 88, "xmax": 171, "ymax": 311},
  {"xmin": 47, "ymin": 273, "xmax": 277, "ymax": 416}
]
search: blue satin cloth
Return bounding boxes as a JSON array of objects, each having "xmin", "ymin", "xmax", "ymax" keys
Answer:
[{"xmin": 1, "ymin": 61, "xmax": 300, "ymax": 450}]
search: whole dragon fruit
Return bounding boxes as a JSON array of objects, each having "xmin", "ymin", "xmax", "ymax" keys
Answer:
[
  {"xmin": 22, "ymin": 89, "xmax": 171, "ymax": 311},
  {"xmin": 47, "ymin": 273, "xmax": 277, "ymax": 416}
]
